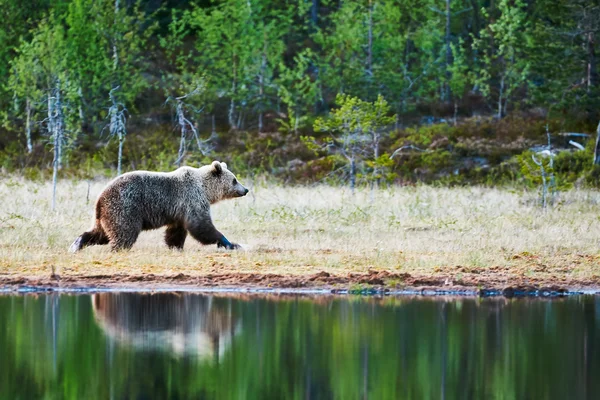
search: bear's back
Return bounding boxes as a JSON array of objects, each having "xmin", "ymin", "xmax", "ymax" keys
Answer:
[{"xmin": 99, "ymin": 169, "xmax": 203, "ymax": 226}]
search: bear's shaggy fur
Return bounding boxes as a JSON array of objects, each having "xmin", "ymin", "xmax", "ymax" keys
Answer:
[{"xmin": 70, "ymin": 161, "xmax": 248, "ymax": 252}]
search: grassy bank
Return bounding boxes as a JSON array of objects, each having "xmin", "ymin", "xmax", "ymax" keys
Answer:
[{"xmin": 1, "ymin": 177, "xmax": 599, "ymax": 290}]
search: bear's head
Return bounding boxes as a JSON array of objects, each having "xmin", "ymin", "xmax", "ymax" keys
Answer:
[{"xmin": 202, "ymin": 161, "xmax": 248, "ymax": 204}]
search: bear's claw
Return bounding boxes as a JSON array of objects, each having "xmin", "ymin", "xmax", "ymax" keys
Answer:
[
  {"xmin": 217, "ymin": 236, "xmax": 241, "ymax": 250},
  {"xmin": 69, "ymin": 236, "xmax": 83, "ymax": 253}
]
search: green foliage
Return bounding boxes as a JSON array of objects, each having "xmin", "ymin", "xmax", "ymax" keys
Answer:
[
  {"xmin": 315, "ymin": 0, "xmax": 444, "ymax": 109},
  {"xmin": 1, "ymin": 0, "xmax": 600, "ymax": 187},
  {"xmin": 284, "ymin": 154, "xmax": 348, "ymax": 183},
  {"xmin": 399, "ymin": 123, "xmax": 454, "ymax": 147},
  {"xmin": 365, "ymin": 154, "xmax": 397, "ymax": 183},
  {"xmin": 516, "ymin": 151, "xmax": 555, "ymax": 188},
  {"xmin": 448, "ymin": 39, "xmax": 471, "ymax": 105},
  {"xmin": 473, "ymin": 0, "xmax": 532, "ymax": 117},
  {"xmin": 553, "ymin": 147, "xmax": 593, "ymax": 183},
  {"xmin": 516, "ymin": 147, "xmax": 593, "ymax": 191},
  {"xmin": 312, "ymin": 93, "xmax": 395, "ymax": 188},
  {"xmin": 276, "ymin": 49, "xmax": 319, "ymax": 134},
  {"xmin": 5, "ymin": 0, "xmax": 152, "ymax": 153},
  {"xmin": 170, "ymin": 0, "xmax": 290, "ymax": 128},
  {"xmin": 313, "ymin": 93, "xmax": 395, "ymax": 139},
  {"xmin": 1, "ymin": 294, "xmax": 598, "ymax": 399},
  {"xmin": 584, "ymin": 164, "xmax": 600, "ymax": 187}
]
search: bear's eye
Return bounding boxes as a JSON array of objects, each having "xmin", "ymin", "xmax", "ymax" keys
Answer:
[{"xmin": 232, "ymin": 178, "xmax": 237, "ymax": 185}]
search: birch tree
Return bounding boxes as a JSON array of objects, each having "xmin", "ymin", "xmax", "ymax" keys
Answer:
[
  {"xmin": 447, "ymin": 39, "xmax": 471, "ymax": 124},
  {"xmin": 97, "ymin": 0, "xmax": 151, "ymax": 106},
  {"xmin": 176, "ymin": 1, "xmax": 256, "ymax": 130},
  {"xmin": 165, "ymin": 80, "xmax": 215, "ymax": 167},
  {"xmin": 108, "ymin": 87, "xmax": 127, "ymax": 176},
  {"xmin": 7, "ymin": 49, "xmax": 43, "ymax": 154},
  {"xmin": 277, "ymin": 49, "xmax": 320, "ymax": 134},
  {"xmin": 9, "ymin": 17, "xmax": 79, "ymax": 208},
  {"xmin": 0, "ymin": 0, "xmax": 51, "ymax": 124},
  {"xmin": 100, "ymin": 0, "xmax": 152, "ymax": 174},
  {"xmin": 474, "ymin": 0, "xmax": 532, "ymax": 118},
  {"xmin": 48, "ymin": 79, "xmax": 67, "ymax": 210}
]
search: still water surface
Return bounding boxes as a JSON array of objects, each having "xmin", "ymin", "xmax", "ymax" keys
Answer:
[{"xmin": 0, "ymin": 293, "xmax": 599, "ymax": 399}]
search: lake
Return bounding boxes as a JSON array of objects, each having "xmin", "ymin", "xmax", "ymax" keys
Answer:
[{"xmin": 0, "ymin": 292, "xmax": 598, "ymax": 399}]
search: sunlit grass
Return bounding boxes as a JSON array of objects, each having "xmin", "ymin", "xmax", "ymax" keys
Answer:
[{"xmin": 0, "ymin": 177, "xmax": 599, "ymax": 283}]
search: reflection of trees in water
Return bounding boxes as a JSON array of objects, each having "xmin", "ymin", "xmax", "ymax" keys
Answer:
[
  {"xmin": 1, "ymin": 294, "xmax": 600, "ymax": 399},
  {"xmin": 92, "ymin": 293, "xmax": 240, "ymax": 359}
]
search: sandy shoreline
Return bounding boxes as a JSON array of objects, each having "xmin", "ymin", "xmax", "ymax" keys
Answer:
[{"xmin": 2, "ymin": 269, "xmax": 599, "ymax": 297}]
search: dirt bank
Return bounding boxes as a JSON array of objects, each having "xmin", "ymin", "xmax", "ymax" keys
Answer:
[{"xmin": 2, "ymin": 268, "xmax": 599, "ymax": 297}]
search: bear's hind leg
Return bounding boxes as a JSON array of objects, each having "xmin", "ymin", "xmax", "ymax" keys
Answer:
[
  {"xmin": 109, "ymin": 231, "xmax": 140, "ymax": 251},
  {"xmin": 165, "ymin": 224, "xmax": 187, "ymax": 250},
  {"xmin": 69, "ymin": 226, "xmax": 109, "ymax": 252},
  {"xmin": 102, "ymin": 219, "xmax": 141, "ymax": 252}
]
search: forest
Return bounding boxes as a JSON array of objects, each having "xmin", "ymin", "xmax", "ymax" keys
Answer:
[{"xmin": 1, "ymin": 0, "xmax": 600, "ymax": 188}]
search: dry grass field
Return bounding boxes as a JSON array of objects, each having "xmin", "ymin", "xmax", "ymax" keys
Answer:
[{"xmin": 1, "ymin": 177, "xmax": 600, "ymax": 290}]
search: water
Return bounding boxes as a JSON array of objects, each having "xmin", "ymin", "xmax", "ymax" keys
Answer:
[{"xmin": 0, "ymin": 293, "xmax": 599, "ymax": 399}]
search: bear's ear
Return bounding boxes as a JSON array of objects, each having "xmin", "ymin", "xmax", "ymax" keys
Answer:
[
  {"xmin": 220, "ymin": 162, "xmax": 228, "ymax": 170},
  {"xmin": 211, "ymin": 160, "xmax": 222, "ymax": 175}
]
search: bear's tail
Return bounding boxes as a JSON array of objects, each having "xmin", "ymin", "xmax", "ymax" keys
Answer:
[{"xmin": 69, "ymin": 222, "xmax": 109, "ymax": 253}]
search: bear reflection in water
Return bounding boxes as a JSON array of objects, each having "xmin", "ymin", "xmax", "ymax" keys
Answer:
[{"xmin": 92, "ymin": 293, "xmax": 240, "ymax": 360}]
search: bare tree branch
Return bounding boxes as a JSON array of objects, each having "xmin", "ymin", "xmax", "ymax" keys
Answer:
[{"xmin": 389, "ymin": 145, "xmax": 428, "ymax": 159}]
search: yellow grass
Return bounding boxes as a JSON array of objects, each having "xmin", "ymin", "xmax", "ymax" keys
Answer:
[{"xmin": 0, "ymin": 177, "xmax": 599, "ymax": 284}]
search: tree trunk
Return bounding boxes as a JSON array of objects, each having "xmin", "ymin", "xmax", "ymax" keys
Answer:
[
  {"xmin": 372, "ymin": 133, "xmax": 380, "ymax": 186},
  {"xmin": 177, "ymin": 101, "xmax": 186, "ymax": 168},
  {"xmin": 55, "ymin": 82, "xmax": 63, "ymax": 170},
  {"xmin": 228, "ymin": 98, "xmax": 236, "ymax": 130},
  {"xmin": 109, "ymin": 86, "xmax": 127, "ymax": 175},
  {"xmin": 25, "ymin": 97, "xmax": 32, "ymax": 153},
  {"xmin": 258, "ymin": 34, "xmax": 267, "ymax": 133},
  {"xmin": 444, "ymin": 0, "xmax": 451, "ymax": 102},
  {"xmin": 311, "ymin": 0, "xmax": 318, "ymax": 29},
  {"xmin": 118, "ymin": 133, "xmax": 124, "ymax": 175},
  {"xmin": 49, "ymin": 83, "xmax": 63, "ymax": 211},
  {"xmin": 294, "ymin": 108, "xmax": 299, "ymax": 134},
  {"xmin": 497, "ymin": 75, "xmax": 505, "ymax": 119},
  {"xmin": 237, "ymin": 109, "xmax": 244, "ymax": 130},
  {"xmin": 228, "ymin": 60, "xmax": 238, "ymax": 130},
  {"xmin": 49, "ymin": 92, "xmax": 57, "ymax": 210},
  {"xmin": 350, "ymin": 158, "xmax": 356, "ymax": 194},
  {"xmin": 593, "ymin": 121, "xmax": 600, "ymax": 165},
  {"xmin": 453, "ymin": 100, "xmax": 458, "ymax": 126},
  {"xmin": 78, "ymin": 86, "xmax": 85, "ymax": 131},
  {"xmin": 367, "ymin": 0, "xmax": 373, "ymax": 79},
  {"xmin": 587, "ymin": 31, "xmax": 597, "ymax": 93},
  {"xmin": 113, "ymin": 0, "xmax": 120, "ymax": 72}
]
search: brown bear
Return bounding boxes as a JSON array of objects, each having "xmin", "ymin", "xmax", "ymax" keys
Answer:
[{"xmin": 69, "ymin": 161, "xmax": 248, "ymax": 252}]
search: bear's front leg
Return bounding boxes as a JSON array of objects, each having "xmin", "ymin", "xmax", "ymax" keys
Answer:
[
  {"xmin": 216, "ymin": 235, "xmax": 241, "ymax": 250},
  {"xmin": 186, "ymin": 215, "xmax": 240, "ymax": 250}
]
